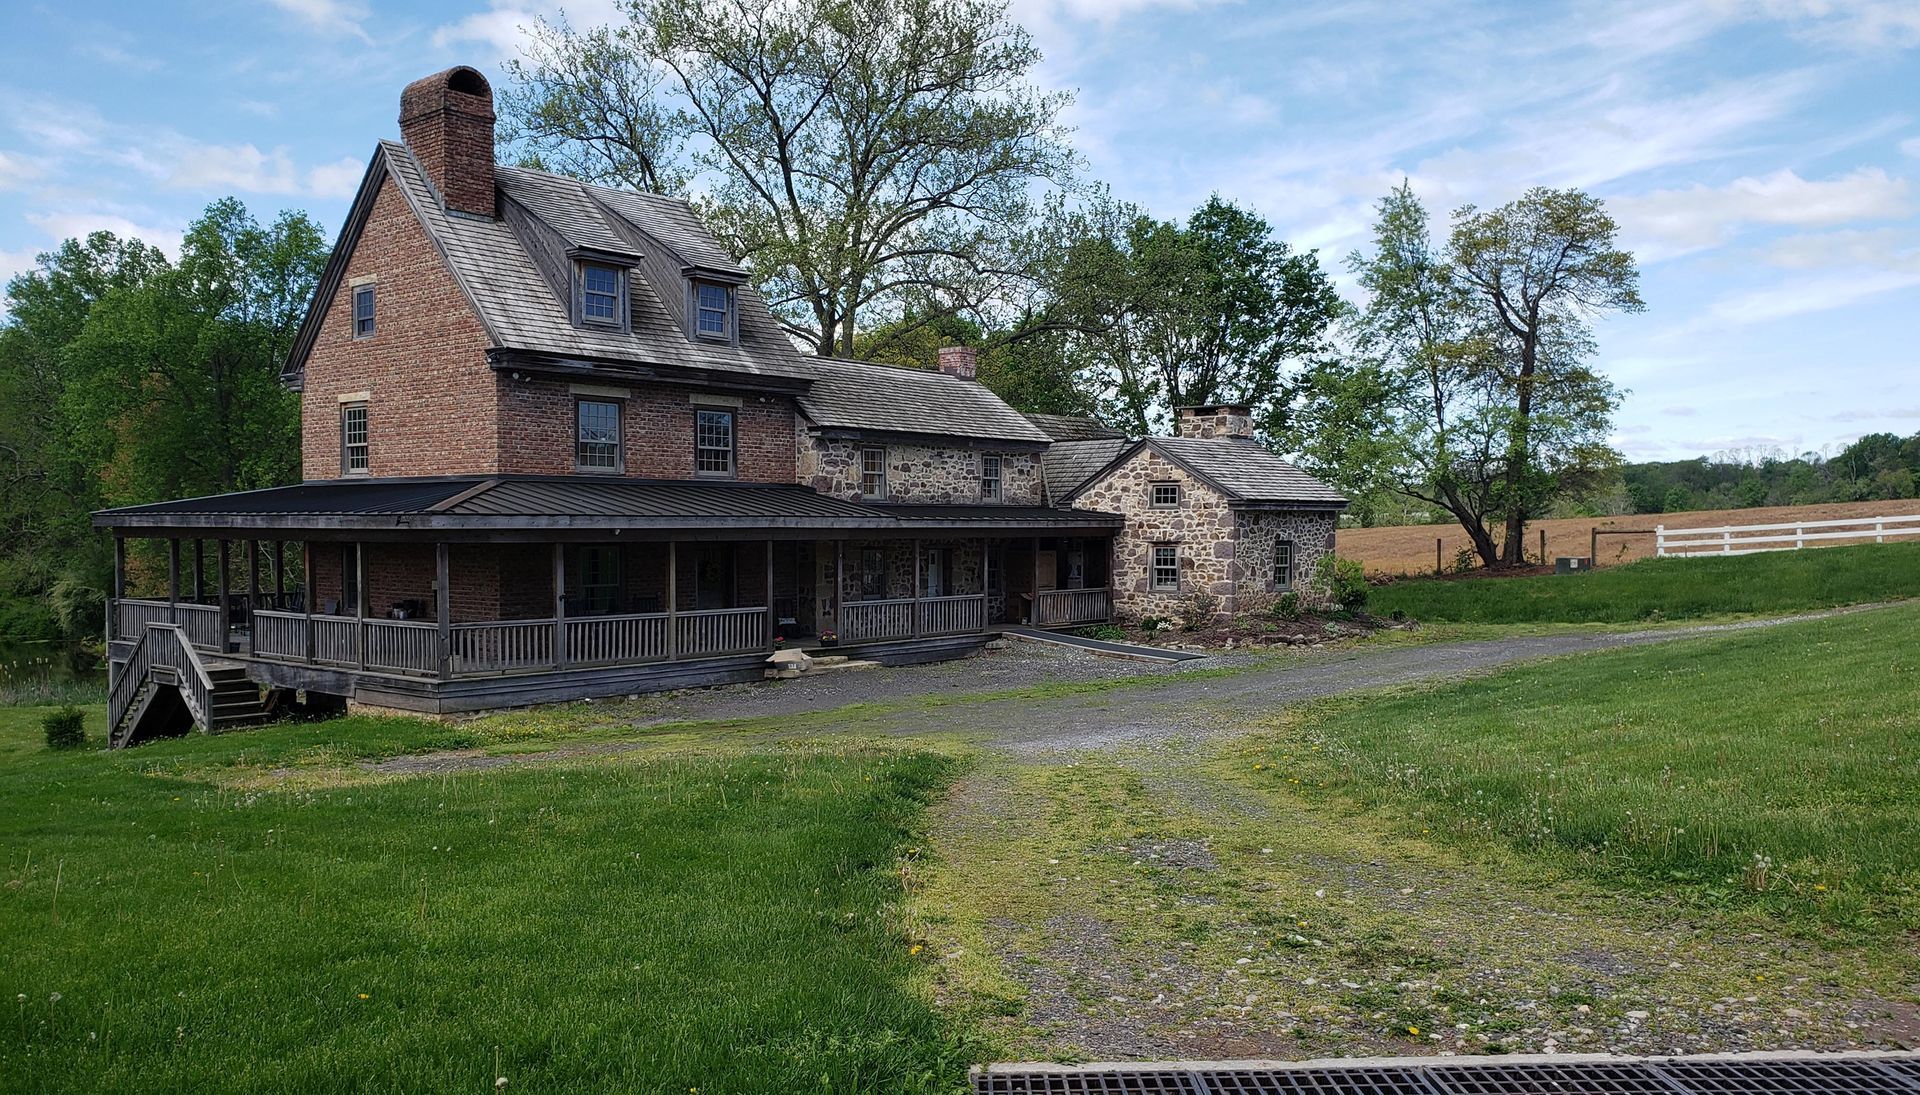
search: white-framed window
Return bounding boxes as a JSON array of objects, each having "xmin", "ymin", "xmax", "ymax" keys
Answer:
[
  {"xmin": 580, "ymin": 263, "xmax": 623, "ymax": 325},
  {"xmin": 576, "ymin": 399, "xmax": 622, "ymax": 472},
  {"xmin": 860, "ymin": 446, "xmax": 887, "ymax": 498},
  {"xmin": 352, "ymin": 284, "xmax": 375, "ymax": 339},
  {"xmin": 340, "ymin": 402, "xmax": 369, "ymax": 475},
  {"xmin": 1274, "ymin": 539, "xmax": 1295, "ymax": 590},
  {"xmin": 695, "ymin": 282, "xmax": 730, "ymax": 338},
  {"xmin": 1150, "ymin": 543, "xmax": 1180, "ymax": 591},
  {"xmin": 695, "ymin": 408, "xmax": 735, "ymax": 477},
  {"xmin": 981, "ymin": 454, "xmax": 1002, "ymax": 501},
  {"xmin": 1150, "ymin": 482, "xmax": 1180, "ymax": 508}
]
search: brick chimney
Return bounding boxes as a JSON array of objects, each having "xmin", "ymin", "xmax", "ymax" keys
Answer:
[
  {"xmin": 936, "ymin": 344, "xmax": 979, "ymax": 380},
  {"xmin": 1175, "ymin": 404, "xmax": 1255, "ymax": 440},
  {"xmin": 400, "ymin": 66, "xmax": 496, "ymax": 218}
]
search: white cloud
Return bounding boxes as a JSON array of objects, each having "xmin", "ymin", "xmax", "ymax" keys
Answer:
[
  {"xmin": 1903, "ymin": 136, "xmax": 1920, "ymax": 158},
  {"xmin": 305, "ymin": 157, "xmax": 368, "ymax": 200},
  {"xmin": 266, "ymin": 0, "xmax": 375, "ymax": 44},
  {"xmin": 24, "ymin": 211, "xmax": 184, "ymax": 256},
  {"xmin": 1764, "ymin": 226, "xmax": 1920, "ymax": 270},
  {"xmin": 432, "ymin": 0, "xmax": 624, "ymax": 58},
  {"xmin": 1716, "ymin": 0, "xmax": 1920, "ymax": 49},
  {"xmin": 1613, "ymin": 167, "xmax": 1913, "ymax": 260},
  {"xmin": 0, "ymin": 151, "xmax": 48, "ymax": 190},
  {"xmin": 1702, "ymin": 268, "xmax": 1920, "ymax": 327}
]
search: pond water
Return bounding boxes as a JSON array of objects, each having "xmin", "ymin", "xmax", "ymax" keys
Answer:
[{"xmin": 0, "ymin": 640, "xmax": 107, "ymax": 705}]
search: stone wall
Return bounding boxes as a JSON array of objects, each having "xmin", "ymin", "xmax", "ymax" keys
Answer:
[
  {"xmin": 1074, "ymin": 446, "xmax": 1337, "ymax": 620},
  {"xmin": 798, "ymin": 436, "xmax": 1042, "ymax": 505}
]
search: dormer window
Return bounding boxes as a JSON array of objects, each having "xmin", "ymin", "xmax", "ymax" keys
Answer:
[
  {"xmin": 577, "ymin": 262, "xmax": 626, "ymax": 327},
  {"xmin": 695, "ymin": 282, "xmax": 731, "ymax": 339}
]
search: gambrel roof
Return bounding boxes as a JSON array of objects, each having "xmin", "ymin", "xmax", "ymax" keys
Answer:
[{"xmin": 1066, "ymin": 436, "xmax": 1348, "ymax": 509}]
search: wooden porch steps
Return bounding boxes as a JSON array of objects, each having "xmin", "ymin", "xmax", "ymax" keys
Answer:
[
  {"xmin": 806, "ymin": 655, "xmax": 879, "ymax": 674},
  {"xmin": 203, "ymin": 660, "xmax": 271, "ymax": 730}
]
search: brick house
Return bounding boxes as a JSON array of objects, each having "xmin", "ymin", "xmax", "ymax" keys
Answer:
[{"xmin": 95, "ymin": 66, "xmax": 1342, "ymax": 742}]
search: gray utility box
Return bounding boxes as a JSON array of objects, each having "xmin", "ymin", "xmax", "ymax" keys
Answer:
[{"xmin": 1556, "ymin": 556, "xmax": 1593, "ymax": 574}]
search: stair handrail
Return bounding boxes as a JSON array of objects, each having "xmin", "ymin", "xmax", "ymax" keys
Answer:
[
  {"xmin": 108, "ymin": 627, "xmax": 155, "ymax": 739},
  {"xmin": 151, "ymin": 623, "xmax": 216, "ymax": 730}
]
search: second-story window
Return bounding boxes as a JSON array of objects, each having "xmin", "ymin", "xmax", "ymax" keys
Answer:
[
  {"xmin": 340, "ymin": 402, "xmax": 369, "ymax": 476},
  {"xmin": 695, "ymin": 282, "xmax": 730, "ymax": 338},
  {"xmin": 860, "ymin": 446, "xmax": 887, "ymax": 499},
  {"xmin": 352, "ymin": 285, "xmax": 375, "ymax": 339},
  {"xmin": 576, "ymin": 399, "xmax": 622, "ymax": 472},
  {"xmin": 695, "ymin": 409, "xmax": 735, "ymax": 476},
  {"xmin": 981, "ymin": 455, "xmax": 1002, "ymax": 501},
  {"xmin": 1150, "ymin": 482, "xmax": 1181, "ymax": 508},
  {"xmin": 581, "ymin": 264, "xmax": 623, "ymax": 325}
]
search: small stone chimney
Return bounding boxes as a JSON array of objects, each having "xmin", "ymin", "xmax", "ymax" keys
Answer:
[
  {"xmin": 400, "ymin": 66, "xmax": 496, "ymax": 218},
  {"xmin": 936, "ymin": 344, "xmax": 979, "ymax": 380},
  {"xmin": 1175, "ymin": 404, "xmax": 1255, "ymax": 440}
]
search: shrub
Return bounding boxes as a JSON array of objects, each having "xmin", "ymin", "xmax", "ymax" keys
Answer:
[
  {"xmin": 1138, "ymin": 615, "xmax": 1168, "ymax": 633},
  {"xmin": 1451, "ymin": 547, "xmax": 1480, "ymax": 574},
  {"xmin": 1315, "ymin": 555, "xmax": 1370, "ymax": 611},
  {"xmin": 1271, "ymin": 591, "xmax": 1302, "ymax": 621},
  {"xmin": 43, "ymin": 706, "xmax": 87, "ymax": 750},
  {"xmin": 1076, "ymin": 624, "xmax": 1127, "ymax": 642},
  {"xmin": 1177, "ymin": 591, "xmax": 1221, "ymax": 631}
]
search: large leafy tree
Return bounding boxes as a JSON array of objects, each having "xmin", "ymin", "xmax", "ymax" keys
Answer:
[
  {"xmin": 1300, "ymin": 182, "xmax": 1632, "ymax": 567},
  {"xmin": 0, "ymin": 199, "xmax": 324, "ymax": 638},
  {"xmin": 1040, "ymin": 193, "xmax": 1342, "ymax": 437},
  {"xmin": 502, "ymin": 0, "xmax": 1076, "ymax": 356}
]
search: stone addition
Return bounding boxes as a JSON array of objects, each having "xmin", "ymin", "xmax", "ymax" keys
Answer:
[
  {"xmin": 1074, "ymin": 445, "xmax": 1337, "ymax": 621},
  {"xmin": 798, "ymin": 436, "xmax": 1041, "ymax": 505}
]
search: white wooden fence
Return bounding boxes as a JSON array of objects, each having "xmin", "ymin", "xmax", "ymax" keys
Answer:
[{"xmin": 1656, "ymin": 513, "xmax": 1920, "ymax": 557}]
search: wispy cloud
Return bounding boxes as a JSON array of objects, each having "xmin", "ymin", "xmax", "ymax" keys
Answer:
[
  {"xmin": 266, "ymin": 0, "xmax": 375, "ymax": 45},
  {"xmin": 1612, "ymin": 167, "xmax": 1913, "ymax": 261}
]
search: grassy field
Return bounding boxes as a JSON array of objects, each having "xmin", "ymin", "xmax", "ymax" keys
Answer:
[
  {"xmin": 1339, "ymin": 498, "xmax": 1920, "ymax": 576},
  {"xmin": 1369, "ymin": 539, "xmax": 1920, "ymax": 623},
  {"xmin": 0, "ymin": 707, "xmax": 975, "ymax": 1094},
  {"xmin": 1237, "ymin": 604, "xmax": 1920, "ymax": 933}
]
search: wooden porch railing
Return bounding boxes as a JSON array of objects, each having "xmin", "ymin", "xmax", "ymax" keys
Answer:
[
  {"xmin": 1033, "ymin": 588, "xmax": 1111, "ymax": 627},
  {"xmin": 917, "ymin": 594, "xmax": 986, "ymax": 637},
  {"xmin": 363, "ymin": 620, "xmax": 438, "ymax": 675},
  {"xmin": 113, "ymin": 599, "xmax": 221, "ymax": 650},
  {"xmin": 841, "ymin": 598, "xmax": 914, "ymax": 643},
  {"xmin": 567, "ymin": 613, "xmax": 670, "ymax": 666},
  {"xmin": 676, "ymin": 606, "xmax": 768, "ymax": 658},
  {"xmin": 451, "ymin": 620, "xmax": 555, "ymax": 675}
]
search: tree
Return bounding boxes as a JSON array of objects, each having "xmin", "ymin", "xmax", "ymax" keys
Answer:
[
  {"xmin": 500, "ymin": 0, "xmax": 1076, "ymax": 356},
  {"xmin": 1448, "ymin": 187, "xmax": 1643, "ymax": 562},
  {"xmin": 1308, "ymin": 182, "xmax": 1630, "ymax": 567},
  {"xmin": 1039, "ymin": 193, "xmax": 1342, "ymax": 437}
]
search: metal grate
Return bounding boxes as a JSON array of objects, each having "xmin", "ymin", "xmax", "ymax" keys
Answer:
[
  {"xmin": 1429, "ymin": 1063, "xmax": 1687, "ymax": 1095},
  {"xmin": 1879, "ymin": 1062, "xmax": 1920, "ymax": 1087},
  {"xmin": 1652, "ymin": 1060, "xmax": 1920, "ymax": 1095},
  {"xmin": 1205, "ymin": 1066, "xmax": 1445, "ymax": 1095},
  {"xmin": 976, "ymin": 1070, "xmax": 1203, "ymax": 1095}
]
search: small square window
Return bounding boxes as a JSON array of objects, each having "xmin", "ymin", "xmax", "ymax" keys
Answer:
[
  {"xmin": 340, "ymin": 403, "xmax": 369, "ymax": 475},
  {"xmin": 1150, "ymin": 543, "xmax": 1180, "ymax": 591},
  {"xmin": 576, "ymin": 399, "xmax": 622, "ymax": 471},
  {"xmin": 352, "ymin": 285, "xmax": 375, "ymax": 339},
  {"xmin": 581, "ymin": 264, "xmax": 622, "ymax": 324},
  {"xmin": 860, "ymin": 446, "xmax": 887, "ymax": 499},
  {"xmin": 1274, "ymin": 540, "xmax": 1295, "ymax": 590},
  {"xmin": 980, "ymin": 454, "xmax": 1002, "ymax": 501},
  {"xmin": 695, "ymin": 282, "xmax": 730, "ymax": 338},
  {"xmin": 1150, "ymin": 482, "xmax": 1181, "ymax": 508},
  {"xmin": 695, "ymin": 408, "xmax": 735, "ymax": 476}
]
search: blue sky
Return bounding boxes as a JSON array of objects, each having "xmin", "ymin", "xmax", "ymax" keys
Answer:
[{"xmin": 2, "ymin": 0, "xmax": 1916, "ymax": 462}]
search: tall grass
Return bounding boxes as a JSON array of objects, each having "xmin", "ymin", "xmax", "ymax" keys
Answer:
[
  {"xmin": 1243, "ymin": 604, "xmax": 1920, "ymax": 932},
  {"xmin": 1370, "ymin": 539, "xmax": 1920, "ymax": 623},
  {"xmin": 0, "ymin": 707, "xmax": 976, "ymax": 1093}
]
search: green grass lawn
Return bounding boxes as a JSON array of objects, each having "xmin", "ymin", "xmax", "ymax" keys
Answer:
[
  {"xmin": 1238, "ymin": 603, "xmax": 1920, "ymax": 934},
  {"xmin": 0, "ymin": 709, "xmax": 975, "ymax": 1094},
  {"xmin": 1369, "ymin": 540, "xmax": 1920, "ymax": 623}
]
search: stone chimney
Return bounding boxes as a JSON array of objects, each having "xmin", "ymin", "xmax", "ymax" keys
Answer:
[
  {"xmin": 1175, "ymin": 404, "xmax": 1255, "ymax": 441},
  {"xmin": 400, "ymin": 66, "xmax": 496, "ymax": 218},
  {"xmin": 936, "ymin": 344, "xmax": 979, "ymax": 380}
]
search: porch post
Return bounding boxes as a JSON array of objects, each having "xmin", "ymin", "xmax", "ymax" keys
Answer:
[
  {"xmin": 765, "ymin": 539, "xmax": 776, "ymax": 649},
  {"xmin": 191, "ymin": 539, "xmax": 204, "ymax": 603},
  {"xmin": 1105, "ymin": 535, "xmax": 1116, "ymax": 621},
  {"xmin": 247, "ymin": 539, "xmax": 260, "ymax": 620},
  {"xmin": 834, "ymin": 540, "xmax": 845, "ymax": 637},
  {"xmin": 111, "ymin": 534, "xmax": 125, "ymax": 644},
  {"xmin": 436, "ymin": 543, "xmax": 451, "ymax": 680},
  {"xmin": 302, "ymin": 541, "xmax": 316, "ymax": 664},
  {"xmin": 551, "ymin": 543, "xmax": 568, "ymax": 669},
  {"xmin": 215, "ymin": 539, "xmax": 231, "ymax": 652},
  {"xmin": 167, "ymin": 538, "xmax": 181, "ymax": 623},
  {"xmin": 665, "ymin": 541, "xmax": 679, "ymax": 660},
  {"xmin": 353, "ymin": 543, "xmax": 366, "ymax": 672},
  {"xmin": 1031, "ymin": 536, "xmax": 1041, "ymax": 625},
  {"xmin": 911, "ymin": 539, "xmax": 922, "ymax": 638},
  {"xmin": 271, "ymin": 541, "xmax": 285, "ymax": 610}
]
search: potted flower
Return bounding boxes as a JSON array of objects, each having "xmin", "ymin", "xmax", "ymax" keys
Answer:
[{"xmin": 819, "ymin": 628, "xmax": 839, "ymax": 648}]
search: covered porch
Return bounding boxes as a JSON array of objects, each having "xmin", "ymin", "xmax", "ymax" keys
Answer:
[{"xmin": 96, "ymin": 477, "xmax": 1121, "ymax": 712}]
